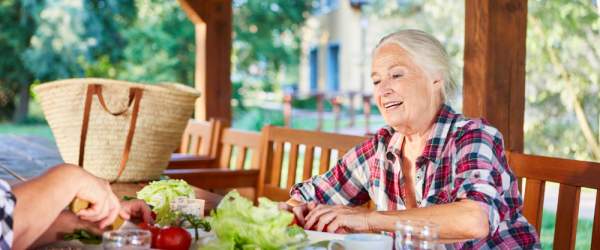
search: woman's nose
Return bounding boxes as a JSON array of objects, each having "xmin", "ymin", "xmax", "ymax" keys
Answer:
[{"xmin": 378, "ymin": 81, "xmax": 393, "ymax": 96}]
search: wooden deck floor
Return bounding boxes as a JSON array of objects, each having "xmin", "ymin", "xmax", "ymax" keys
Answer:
[{"xmin": 0, "ymin": 135, "xmax": 63, "ymax": 180}]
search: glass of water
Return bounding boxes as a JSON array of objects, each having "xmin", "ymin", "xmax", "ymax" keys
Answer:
[
  {"xmin": 395, "ymin": 220, "xmax": 440, "ymax": 250},
  {"xmin": 102, "ymin": 229, "xmax": 151, "ymax": 249}
]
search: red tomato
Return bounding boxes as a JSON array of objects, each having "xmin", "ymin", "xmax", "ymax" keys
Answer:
[
  {"xmin": 138, "ymin": 222, "xmax": 160, "ymax": 248},
  {"xmin": 155, "ymin": 227, "xmax": 192, "ymax": 250},
  {"xmin": 290, "ymin": 217, "xmax": 299, "ymax": 226}
]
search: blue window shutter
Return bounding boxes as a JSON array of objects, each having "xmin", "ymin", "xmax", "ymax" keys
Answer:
[
  {"xmin": 309, "ymin": 48, "xmax": 318, "ymax": 92},
  {"xmin": 327, "ymin": 43, "xmax": 340, "ymax": 92}
]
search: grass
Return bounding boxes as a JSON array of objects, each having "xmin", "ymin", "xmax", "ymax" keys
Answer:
[
  {"xmin": 0, "ymin": 100, "xmax": 54, "ymax": 139},
  {"xmin": 0, "ymin": 123, "xmax": 54, "ymax": 139},
  {"xmin": 540, "ymin": 210, "xmax": 593, "ymax": 249}
]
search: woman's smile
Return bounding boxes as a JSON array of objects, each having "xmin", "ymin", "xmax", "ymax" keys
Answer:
[{"xmin": 383, "ymin": 101, "xmax": 403, "ymax": 110}]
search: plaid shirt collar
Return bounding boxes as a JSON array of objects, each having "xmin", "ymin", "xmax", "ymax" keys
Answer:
[{"xmin": 377, "ymin": 104, "xmax": 458, "ymax": 165}]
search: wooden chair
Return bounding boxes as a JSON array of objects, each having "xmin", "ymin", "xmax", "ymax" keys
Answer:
[
  {"xmin": 508, "ymin": 151, "xmax": 600, "ymax": 250},
  {"xmin": 165, "ymin": 128, "xmax": 262, "ymax": 197},
  {"xmin": 257, "ymin": 125, "xmax": 368, "ymax": 202},
  {"xmin": 168, "ymin": 119, "xmax": 221, "ymax": 168}
]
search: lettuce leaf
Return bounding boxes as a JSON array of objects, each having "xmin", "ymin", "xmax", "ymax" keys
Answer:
[
  {"xmin": 136, "ymin": 179, "xmax": 195, "ymax": 226},
  {"xmin": 202, "ymin": 191, "xmax": 307, "ymax": 250}
]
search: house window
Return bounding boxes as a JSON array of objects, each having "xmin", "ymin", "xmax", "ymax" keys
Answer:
[
  {"xmin": 327, "ymin": 43, "xmax": 340, "ymax": 92},
  {"xmin": 309, "ymin": 47, "xmax": 318, "ymax": 92}
]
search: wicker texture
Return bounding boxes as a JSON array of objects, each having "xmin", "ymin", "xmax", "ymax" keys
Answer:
[{"xmin": 34, "ymin": 78, "xmax": 200, "ymax": 182}]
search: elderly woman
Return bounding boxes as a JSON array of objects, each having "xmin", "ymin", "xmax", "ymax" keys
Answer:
[{"xmin": 283, "ymin": 30, "xmax": 539, "ymax": 248}]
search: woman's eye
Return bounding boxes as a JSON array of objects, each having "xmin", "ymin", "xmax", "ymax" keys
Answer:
[
  {"xmin": 392, "ymin": 73, "xmax": 403, "ymax": 79},
  {"xmin": 373, "ymin": 80, "xmax": 381, "ymax": 85}
]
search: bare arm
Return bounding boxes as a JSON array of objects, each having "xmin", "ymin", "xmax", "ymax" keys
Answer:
[
  {"xmin": 368, "ymin": 199, "xmax": 489, "ymax": 242},
  {"xmin": 29, "ymin": 210, "xmax": 103, "ymax": 249},
  {"xmin": 29, "ymin": 199, "xmax": 153, "ymax": 248},
  {"xmin": 11, "ymin": 164, "xmax": 121, "ymax": 249},
  {"xmin": 301, "ymin": 199, "xmax": 488, "ymax": 243}
]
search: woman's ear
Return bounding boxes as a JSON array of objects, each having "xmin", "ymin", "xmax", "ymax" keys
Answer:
[{"xmin": 431, "ymin": 73, "xmax": 444, "ymax": 91}]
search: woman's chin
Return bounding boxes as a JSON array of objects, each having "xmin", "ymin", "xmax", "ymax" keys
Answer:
[{"xmin": 384, "ymin": 119, "xmax": 408, "ymax": 130}]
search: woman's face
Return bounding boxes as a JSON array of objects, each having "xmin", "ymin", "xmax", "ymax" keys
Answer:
[{"xmin": 371, "ymin": 43, "xmax": 443, "ymax": 133}]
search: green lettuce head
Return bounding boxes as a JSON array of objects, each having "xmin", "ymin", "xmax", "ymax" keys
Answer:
[
  {"xmin": 136, "ymin": 179, "xmax": 195, "ymax": 226},
  {"xmin": 204, "ymin": 190, "xmax": 307, "ymax": 250}
]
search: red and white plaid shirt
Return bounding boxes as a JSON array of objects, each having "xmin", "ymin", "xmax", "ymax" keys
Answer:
[{"xmin": 290, "ymin": 104, "xmax": 540, "ymax": 249}]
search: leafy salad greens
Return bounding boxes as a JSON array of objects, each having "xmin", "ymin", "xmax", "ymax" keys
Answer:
[
  {"xmin": 203, "ymin": 191, "xmax": 307, "ymax": 250},
  {"xmin": 136, "ymin": 179, "xmax": 195, "ymax": 226}
]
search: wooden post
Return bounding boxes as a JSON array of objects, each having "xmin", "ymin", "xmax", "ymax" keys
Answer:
[
  {"xmin": 463, "ymin": 0, "xmax": 527, "ymax": 152},
  {"xmin": 178, "ymin": 0, "xmax": 232, "ymax": 125}
]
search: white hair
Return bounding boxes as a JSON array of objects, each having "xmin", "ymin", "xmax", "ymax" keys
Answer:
[{"xmin": 374, "ymin": 29, "xmax": 456, "ymax": 102}]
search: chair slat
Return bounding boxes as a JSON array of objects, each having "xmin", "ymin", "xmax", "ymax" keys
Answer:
[
  {"xmin": 180, "ymin": 133, "xmax": 190, "ymax": 153},
  {"xmin": 219, "ymin": 144, "xmax": 233, "ymax": 169},
  {"xmin": 189, "ymin": 136, "xmax": 201, "ymax": 155},
  {"xmin": 591, "ymin": 190, "xmax": 600, "ymax": 249},
  {"xmin": 235, "ymin": 146, "xmax": 247, "ymax": 170},
  {"xmin": 271, "ymin": 142, "xmax": 284, "ymax": 187},
  {"xmin": 319, "ymin": 148, "xmax": 331, "ymax": 174},
  {"xmin": 510, "ymin": 152, "xmax": 600, "ymax": 189},
  {"xmin": 257, "ymin": 126, "xmax": 367, "ymax": 202},
  {"xmin": 250, "ymin": 149, "xmax": 260, "ymax": 170},
  {"xmin": 553, "ymin": 184, "xmax": 581, "ymax": 250},
  {"xmin": 302, "ymin": 145, "xmax": 315, "ymax": 181},
  {"xmin": 286, "ymin": 143, "xmax": 299, "ymax": 188},
  {"xmin": 522, "ymin": 178, "xmax": 545, "ymax": 233}
]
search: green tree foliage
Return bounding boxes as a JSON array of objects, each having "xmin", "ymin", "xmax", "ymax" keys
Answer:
[
  {"xmin": 117, "ymin": 0, "xmax": 195, "ymax": 84},
  {"xmin": 0, "ymin": 0, "xmax": 37, "ymax": 122},
  {"xmin": 232, "ymin": 0, "xmax": 313, "ymax": 90},
  {"xmin": 1, "ymin": 0, "xmax": 312, "ymax": 123},
  {"xmin": 22, "ymin": 0, "xmax": 136, "ymax": 80},
  {"xmin": 0, "ymin": 0, "xmax": 136, "ymax": 122},
  {"xmin": 526, "ymin": 0, "xmax": 600, "ymax": 161}
]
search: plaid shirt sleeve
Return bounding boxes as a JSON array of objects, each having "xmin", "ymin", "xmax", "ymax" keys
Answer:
[
  {"xmin": 0, "ymin": 180, "xmax": 15, "ymax": 250},
  {"xmin": 289, "ymin": 137, "xmax": 375, "ymax": 206},
  {"xmin": 451, "ymin": 124, "xmax": 514, "ymax": 234}
]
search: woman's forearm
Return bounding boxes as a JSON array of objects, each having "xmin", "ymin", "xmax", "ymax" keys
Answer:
[
  {"xmin": 367, "ymin": 199, "xmax": 489, "ymax": 242},
  {"xmin": 12, "ymin": 164, "xmax": 84, "ymax": 249}
]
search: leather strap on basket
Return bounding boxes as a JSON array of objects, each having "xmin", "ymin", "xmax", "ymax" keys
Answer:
[{"xmin": 79, "ymin": 84, "xmax": 144, "ymax": 182}]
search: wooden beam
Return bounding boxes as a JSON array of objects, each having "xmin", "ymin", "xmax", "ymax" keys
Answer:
[
  {"xmin": 178, "ymin": 0, "xmax": 232, "ymax": 125},
  {"xmin": 164, "ymin": 168, "xmax": 259, "ymax": 189},
  {"xmin": 463, "ymin": 0, "xmax": 528, "ymax": 152}
]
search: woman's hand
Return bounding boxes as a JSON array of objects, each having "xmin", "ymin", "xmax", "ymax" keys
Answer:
[
  {"xmin": 119, "ymin": 199, "xmax": 154, "ymax": 224},
  {"xmin": 278, "ymin": 200, "xmax": 317, "ymax": 227},
  {"xmin": 30, "ymin": 210, "xmax": 102, "ymax": 248},
  {"xmin": 67, "ymin": 167, "xmax": 122, "ymax": 229},
  {"xmin": 304, "ymin": 204, "xmax": 372, "ymax": 233}
]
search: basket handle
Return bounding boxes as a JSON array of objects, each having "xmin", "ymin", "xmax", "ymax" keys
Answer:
[{"xmin": 78, "ymin": 84, "xmax": 144, "ymax": 182}]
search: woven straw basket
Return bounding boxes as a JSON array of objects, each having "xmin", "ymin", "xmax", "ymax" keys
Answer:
[{"xmin": 34, "ymin": 78, "xmax": 200, "ymax": 182}]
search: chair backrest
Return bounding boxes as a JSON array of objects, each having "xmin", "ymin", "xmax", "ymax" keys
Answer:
[
  {"xmin": 508, "ymin": 151, "xmax": 600, "ymax": 250},
  {"xmin": 216, "ymin": 128, "xmax": 261, "ymax": 170},
  {"xmin": 257, "ymin": 125, "xmax": 368, "ymax": 201},
  {"xmin": 178, "ymin": 119, "xmax": 221, "ymax": 158}
]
